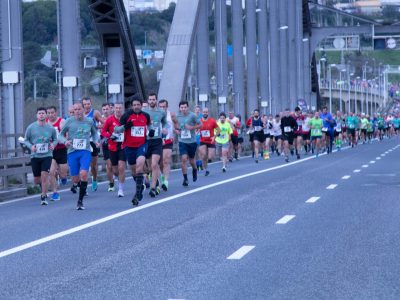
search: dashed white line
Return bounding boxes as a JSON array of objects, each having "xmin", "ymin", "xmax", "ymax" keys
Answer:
[
  {"xmin": 362, "ymin": 165, "xmax": 369, "ymax": 168},
  {"xmin": 376, "ymin": 157, "xmax": 381, "ymax": 160},
  {"xmin": 326, "ymin": 184, "xmax": 338, "ymax": 190},
  {"xmin": 381, "ymin": 154, "xmax": 386, "ymax": 157},
  {"xmin": 305, "ymin": 196, "xmax": 320, "ymax": 203},
  {"xmin": 227, "ymin": 245, "xmax": 255, "ymax": 260},
  {"xmin": 370, "ymin": 161, "xmax": 375, "ymax": 164},
  {"xmin": 276, "ymin": 215, "xmax": 296, "ymax": 224},
  {"xmin": 353, "ymin": 169, "xmax": 361, "ymax": 173},
  {"xmin": 342, "ymin": 175, "xmax": 351, "ymax": 179}
]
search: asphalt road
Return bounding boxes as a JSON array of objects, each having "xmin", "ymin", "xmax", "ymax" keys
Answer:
[{"xmin": 1, "ymin": 138, "xmax": 400, "ymax": 299}]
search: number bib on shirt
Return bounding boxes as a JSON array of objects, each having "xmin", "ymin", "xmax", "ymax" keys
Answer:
[
  {"xmin": 36, "ymin": 143, "xmax": 49, "ymax": 154},
  {"xmin": 219, "ymin": 133, "xmax": 227, "ymax": 140},
  {"xmin": 284, "ymin": 126, "xmax": 292, "ymax": 133},
  {"xmin": 73, "ymin": 139, "xmax": 87, "ymax": 150},
  {"xmin": 348, "ymin": 124, "xmax": 355, "ymax": 129},
  {"xmin": 237, "ymin": 129, "xmax": 241, "ymax": 135},
  {"xmin": 322, "ymin": 127, "xmax": 328, "ymax": 132},
  {"xmin": 254, "ymin": 126, "xmax": 262, "ymax": 132},
  {"xmin": 181, "ymin": 130, "xmax": 191, "ymax": 139},
  {"xmin": 201, "ymin": 130, "xmax": 210, "ymax": 138},
  {"xmin": 115, "ymin": 132, "xmax": 124, "ymax": 142},
  {"xmin": 131, "ymin": 126, "xmax": 145, "ymax": 137},
  {"xmin": 311, "ymin": 129, "xmax": 321, "ymax": 136}
]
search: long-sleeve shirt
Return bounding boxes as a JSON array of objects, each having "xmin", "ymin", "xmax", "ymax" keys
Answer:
[
  {"xmin": 58, "ymin": 117, "xmax": 99, "ymax": 154},
  {"xmin": 24, "ymin": 122, "xmax": 57, "ymax": 158}
]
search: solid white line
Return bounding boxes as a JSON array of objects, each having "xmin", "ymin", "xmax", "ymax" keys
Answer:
[
  {"xmin": 362, "ymin": 165, "xmax": 369, "ymax": 168},
  {"xmin": 0, "ymin": 155, "xmax": 317, "ymax": 258},
  {"xmin": 326, "ymin": 184, "xmax": 338, "ymax": 190},
  {"xmin": 276, "ymin": 215, "xmax": 296, "ymax": 224},
  {"xmin": 353, "ymin": 169, "xmax": 361, "ymax": 173},
  {"xmin": 369, "ymin": 161, "xmax": 375, "ymax": 164},
  {"xmin": 342, "ymin": 175, "xmax": 351, "ymax": 179},
  {"xmin": 305, "ymin": 196, "xmax": 320, "ymax": 203},
  {"xmin": 227, "ymin": 245, "xmax": 255, "ymax": 260}
]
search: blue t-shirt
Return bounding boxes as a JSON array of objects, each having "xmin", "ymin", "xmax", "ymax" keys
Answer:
[{"xmin": 320, "ymin": 112, "xmax": 334, "ymax": 130}]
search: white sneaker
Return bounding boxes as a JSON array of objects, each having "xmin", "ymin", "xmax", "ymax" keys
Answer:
[{"xmin": 118, "ymin": 189, "xmax": 124, "ymax": 197}]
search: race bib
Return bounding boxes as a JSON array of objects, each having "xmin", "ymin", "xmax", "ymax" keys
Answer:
[
  {"xmin": 254, "ymin": 126, "xmax": 262, "ymax": 132},
  {"xmin": 219, "ymin": 133, "xmax": 227, "ymax": 140},
  {"xmin": 284, "ymin": 126, "xmax": 292, "ymax": 133},
  {"xmin": 322, "ymin": 127, "xmax": 328, "ymax": 132},
  {"xmin": 335, "ymin": 128, "xmax": 342, "ymax": 133},
  {"xmin": 311, "ymin": 129, "xmax": 321, "ymax": 136},
  {"xmin": 181, "ymin": 129, "xmax": 191, "ymax": 139},
  {"xmin": 297, "ymin": 120, "xmax": 303, "ymax": 126},
  {"xmin": 131, "ymin": 126, "xmax": 145, "ymax": 137},
  {"xmin": 201, "ymin": 130, "xmax": 210, "ymax": 138},
  {"xmin": 54, "ymin": 128, "xmax": 60, "ymax": 138},
  {"xmin": 349, "ymin": 124, "xmax": 355, "ymax": 129},
  {"xmin": 115, "ymin": 132, "xmax": 124, "ymax": 142},
  {"xmin": 73, "ymin": 139, "xmax": 87, "ymax": 150},
  {"xmin": 36, "ymin": 143, "xmax": 49, "ymax": 154},
  {"xmin": 237, "ymin": 129, "xmax": 241, "ymax": 135}
]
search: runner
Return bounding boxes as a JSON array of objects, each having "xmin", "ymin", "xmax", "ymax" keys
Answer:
[
  {"xmin": 334, "ymin": 111, "xmax": 343, "ymax": 151},
  {"xmin": 246, "ymin": 113, "xmax": 255, "ymax": 158},
  {"xmin": 24, "ymin": 107, "xmax": 58, "ymax": 205},
  {"xmin": 320, "ymin": 106, "xmax": 335, "ymax": 153},
  {"xmin": 143, "ymin": 92, "xmax": 168, "ymax": 197},
  {"xmin": 293, "ymin": 107, "xmax": 304, "ymax": 160},
  {"xmin": 101, "ymin": 102, "xmax": 126, "ymax": 197},
  {"xmin": 227, "ymin": 111, "xmax": 240, "ymax": 161},
  {"xmin": 302, "ymin": 111, "xmax": 312, "ymax": 154},
  {"xmin": 271, "ymin": 114, "xmax": 283, "ymax": 156},
  {"xmin": 175, "ymin": 101, "xmax": 202, "ymax": 186},
  {"xmin": 158, "ymin": 99, "xmax": 178, "ymax": 191},
  {"xmin": 114, "ymin": 99, "xmax": 151, "ymax": 206},
  {"xmin": 58, "ymin": 102, "xmax": 99, "ymax": 210},
  {"xmin": 100, "ymin": 103, "xmax": 114, "ymax": 191},
  {"xmin": 262, "ymin": 114, "xmax": 273, "ymax": 160},
  {"xmin": 236, "ymin": 114, "xmax": 245, "ymax": 159},
  {"xmin": 198, "ymin": 107, "xmax": 219, "ymax": 176},
  {"xmin": 215, "ymin": 112, "xmax": 232, "ymax": 172},
  {"xmin": 346, "ymin": 111, "xmax": 358, "ymax": 147},
  {"xmin": 250, "ymin": 109, "xmax": 265, "ymax": 163},
  {"xmin": 280, "ymin": 108, "xmax": 298, "ymax": 162},
  {"xmin": 309, "ymin": 111, "xmax": 323, "ymax": 157},
  {"xmin": 82, "ymin": 96, "xmax": 104, "ymax": 191},
  {"xmin": 360, "ymin": 113, "xmax": 369, "ymax": 144},
  {"xmin": 46, "ymin": 106, "xmax": 68, "ymax": 201}
]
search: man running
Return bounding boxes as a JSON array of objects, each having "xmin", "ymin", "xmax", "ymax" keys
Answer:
[
  {"xmin": 143, "ymin": 92, "xmax": 168, "ymax": 197},
  {"xmin": 320, "ymin": 106, "xmax": 335, "ymax": 153},
  {"xmin": 46, "ymin": 106, "xmax": 68, "ymax": 201},
  {"xmin": 215, "ymin": 112, "xmax": 232, "ymax": 172},
  {"xmin": 346, "ymin": 111, "xmax": 358, "ymax": 147},
  {"xmin": 24, "ymin": 107, "xmax": 58, "ymax": 205},
  {"xmin": 101, "ymin": 102, "xmax": 126, "ymax": 197},
  {"xmin": 309, "ymin": 111, "xmax": 323, "ymax": 157},
  {"xmin": 280, "ymin": 108, "xmax": 298, "ymax": 162},
  {"xmin": 82, "ymin": 96, "xmax": 104, "ymax": 191},
  {"xmin": 175, "ymin": 101, "xmax": 202, "ymax": 186},
  {"xmin": 250, "ymin": 109, "xmax": 265, "ymax": 163},
  {"xmin": 59, "ymin": 102, "xmax": 99, "ymax": 210},
  {"xmin": 115, "ymin": 99, "xmax": 151, "ymax": 206},
  {"xmin": 198, "ymin": 107, "xmax": 219, "ymax": 176},
  {"xmin": 293, "ymin": 107, "xmax": 304, "ymax": 160}
]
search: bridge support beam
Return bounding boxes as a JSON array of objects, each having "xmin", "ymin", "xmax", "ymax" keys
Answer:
[
  {"xmin": 0, "ymin": 0, "xmax": 24, "ymax": 157},
  {"xmin": 258, "ymin": 0, "xmax": 269, "ymax": 115},
  {"xmin": 269, "ymin": 0, "xmax": 280, "ymax": 114},
  {"xmin": 107, "ymin": 47, "xmax": 124, "ymax": 103}
]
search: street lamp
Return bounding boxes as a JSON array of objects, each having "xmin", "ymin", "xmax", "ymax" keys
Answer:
[
  {"xmin": 328, "ymin": 64, "xmax": 336, "ymax": 112},
  {"xmin": 339, "ymin": 68, "xmax": 346, "ymax": 112},
  {"xmin": 348, "ymin": 72, "xmax": 354, "ymax": 113}
]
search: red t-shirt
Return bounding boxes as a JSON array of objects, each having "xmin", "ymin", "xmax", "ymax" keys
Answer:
[
  {"xmin": 294, "ymin": 114, "xmax": 305, "ymax": 134},
  {"xmin": 200, "ymin": 118, "xmax": 218, "ymax": 144},
  {"xmin": 102, "ymin": 115, "xmax": 123, "ymax": 152},
  {"xmin": 49, "ymin": 117, "xmax": 66, "ymax": 150},
  {"xmin": 246, "ymin": 117, "xmax": 252, "ymax": 128},
  {"xmin": 120, "ymin": 109, "xmax": 151, "ymax": 148}
]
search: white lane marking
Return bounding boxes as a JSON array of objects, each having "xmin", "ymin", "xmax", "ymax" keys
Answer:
[
  {"xmin": 276, "ymin": 215, "xmax": 296, "ymax": 224},
  {"xmin": 353, "ymin": 169, "xmax": 361, "ymax": 173},
  {"xmin": 0, "ymin": 155, "xmax": 319, "ymax": 258},
  {"xmin": 381, "ymin": 154, "xmax": 386, "ymax": 157},
  {"xmin": 376, "ymin": 157, "xmax": 381, "ymax": 160},
  {"xmin": 370, "ymin": 161, "xmax": 375, "ymax": 164},
  {"xmin": 227, "ymin": 245, "xmax": 255, "ymax": 260},
  {"xmin": 342, "ymin": 175, "xmax": 351, "ymax": 180},
  {"xmin": 362, "ymin": 165, "xmax": 369, "ymax": 168},
  {"xmin": 326, "ymin": 184, "xmax": 338, "ymax": 190},
  {"xmin": 305, "ymin": 196, "xmax": 320, "ymax": 203}
]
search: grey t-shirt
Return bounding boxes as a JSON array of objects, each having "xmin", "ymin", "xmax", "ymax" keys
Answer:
[
  {"xmin": 58, "ymin": 117, "xmax": 99, "ymax": 153},
  {"xmin": 143, "ymin": 107, "xmax": 167, "ymax": 140},
  {"xmin": 24, "ymin": 122, "xmax": 57, "ymax": 158},
  {"xmin": 176, "ymin": 111, "xmax": 201, "ymax": 144}
]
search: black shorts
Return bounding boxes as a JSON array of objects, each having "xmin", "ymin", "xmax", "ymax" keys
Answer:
[
  {"xmin": 109, "ymin": 149, "xmax": 126, "ymax": 166},
  {"xmin": 361, "ymin": 129, "xmax": 367, "ymax": 135},
  {"xmin": 90, "ymin": 141, "xmax": 100, "ymax": 157},
  {"xmin": 31, "ymin": 156, "xmax": 52, "ymax": 177},
  {"xmin": 102, "ymin": 143, "xmax": 110, "ymax": 160},
  {"xmin": 253, "ymin": 131, "xmax": 265, "ymax": 143},
  {"xmin": 146, "ymin": 138, "xmax": 163, "ymax": 158},
  {"xmin": 52, "ymin": 147, "xmax": 67, "ymax": 165},
  {"xmin": 294, "ymin": 132, "xmax": 302, "ymax": 138},
  {"xmin": 200, "ymin": 142, "xmax": 216, "ymax": 149},
  {"xmin": 264, "ymin": 133, "xmax": 271, "ymax": 139},
  {"xmin": 179, "ymin": 142, "xmax": 197, "ymax": 159},
  {"xmin": 348, "ymin": 128, "xmax": 356, "ymax": 137},
  {"xmin": 238, "ymin": 137, "xmax": 244, "ymax": 144},
  {"xmin": 302, "ymin": 132, "xmax": 311, "ymax": 141},
  {"xmin": 249, "ymin": 133, "xmax": 254, "ymax": 142},
  {"xmin": 282, "ymin": 133, "xmax": 295, "ymax": 145},
  {"xmin": 273, "ymin": 135, "xmax": 282, "ymax": 141},
  {"xmin": 231, "ymin": 134, "xmax": 239, "ymax": 145},
  {"xmin": 163, "ymin": 143, "xmax": 173, "ymax": 150}
]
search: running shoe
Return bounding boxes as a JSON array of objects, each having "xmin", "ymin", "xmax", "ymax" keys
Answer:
[
  {"xmin": 132, "ymin": 196, "xmax": 139, "ymax": 206},
  {"xmin": 285, "ymin": 156, "xmax": 289, "ymax": 163},
  {"xmin": 70, "ymin": 184, "xmax": 78, "ymax": 194},
  {"xmin": 92, "ymin": 180, "xmax": 98, "ymax": 192},
  {"xmin": 161, "ymin": 180, "xmax": 169, "ymax": 191},
  {"xmin": 192, "ymin": 169, "xmax": 198, "ymax": 182},
  {"xmin": 108, "ymin": 183, "xmax": 115, "ymax": 192},
  {"xmin": 182, "ymin": 178, "xmax": 189, "ymax": 186},
  {"xmin": 222, "ymin": 167, "xmax": 226, "ymax": 173},
  {"xmin": 76, "ymin": 200, "xmax": 85, "ymax": 210},
  {"xmin": 51, "ymin": 192, "xmax": 60, "ymax": 201},
  {"xmin": 60, "ymin": 178, "xmax": 68, "ymax": 185},
  {"xmin": 149, "ymin": 188, "xmax": 157, "ymax": 198},
  {"xmin": 205, "ymin": 170, "xmax": 210, "ymax": 177},
  {"xmin": 40, "ymin": 195, "xmax": 48, "ymax": 206},
  {"xmin": 118, "ymin": 189, "xmax": 124, "ymax": 197}
]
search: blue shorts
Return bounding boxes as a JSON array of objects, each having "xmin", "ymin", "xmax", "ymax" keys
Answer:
[
  {"xmin": 124, "ymin": 144, "xmax": 148, "ymax": 165},
  {"xmin": 67, "ymin": 150, "xmax": 92, "ymax": 176},
  {"xmin": 179, "ymin": 142, "xmax": 198, "ymax": 159}
]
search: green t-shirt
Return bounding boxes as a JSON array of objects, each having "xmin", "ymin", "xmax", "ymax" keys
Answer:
[
  {"xmin": 309, "ymin": 118, "xmax": 323, "ymax": 137},
  {"xmin": 361, "ymin": 118, "xmax": 369, "ymax": 129},
  {"xmin": 143, "ymin": 107, "xmax": 167, "ymax": 140},
  {"xmin": 215, "ymin": 121, "xmax": 232, "ymax": 144},
  {"xmin": 24, "ymin": 122, "xmax": 58, "ymax": 158},
  {"xmin": 176, "ymin": 111, "xmax": 201, "ymax": 144},
  {"xmin": 346, "ymin": 116, "xmax": 358, "ymax": 129}
]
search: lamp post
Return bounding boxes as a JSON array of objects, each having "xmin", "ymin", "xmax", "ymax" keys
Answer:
[
  {"xmin": 355, "ymin": 76, "xmax": 360, "ymax": 114},
  {"xmin": 348, "ymin": 72, "xmax": 354, "ymax": 113},
  {"xmin": 339, "ymin": 68, "xmax": 346, "ymax": 112},
  {"xmin": 328, "ymin": 64, "xmax": 336, "ymax": 112}
]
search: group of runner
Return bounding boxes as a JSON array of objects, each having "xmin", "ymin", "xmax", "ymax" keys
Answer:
[{"xmin": 23, "ymin": 94, "xmax": 396, "ymax": 210}]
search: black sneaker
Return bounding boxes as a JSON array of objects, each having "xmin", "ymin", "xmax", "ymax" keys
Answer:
[
  {"xmin": 70, "ymin": 185, "xmax": 78, "ymax": 194},
  {"xmin": 285, "ymin": 156, "xmax": 289, "ymax": 163},
  {"xmin": 205, "ymin": 170, "xmax": 210, "ymax": 176},
  {"xmin": 40, "ymin": 195, "xmax": 48, "ymax": 206},
  {"xmin": 255, "ymin": 159, "xmax": 259, "ymax": 163},
  {"xmin": 182, "ymin": 178, "xmax": 189, "ymax": 186},
  {"xmin": 234, "ymin": 152, "xmax": 238, "ymax": 160},
  {"xmin": 296, "ymin": 154, "xmax": 300, "ymax": 160},
  {"xmin": 192, "ymin": 169, "xmax": 198, "ymax": 182},
  {"xmin": 228, "ymin": 158, "xmax": 233, "ymax": 163},
  {"xmin": 132, "ymin": 196, "xmax": 139, "ymax": 206},
  {"xmin": 222, "ymin": 167, "xmax": 226, "ymax": 173},
  {"xmin": 290, "ymin": 149, "xmax": 294, "ymax": 156},
  {"xmin": 149, "ymin": 188, "xmax": 157, "ymax": 198},
  {"xmin": 76, "ymin": 200, "xmax": 85, "ymax": 210}
]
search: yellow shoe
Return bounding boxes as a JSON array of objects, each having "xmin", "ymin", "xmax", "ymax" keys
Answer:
[{"xmin": 263, "ymin": 152, "xmax": 269, "ymax": 160}]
